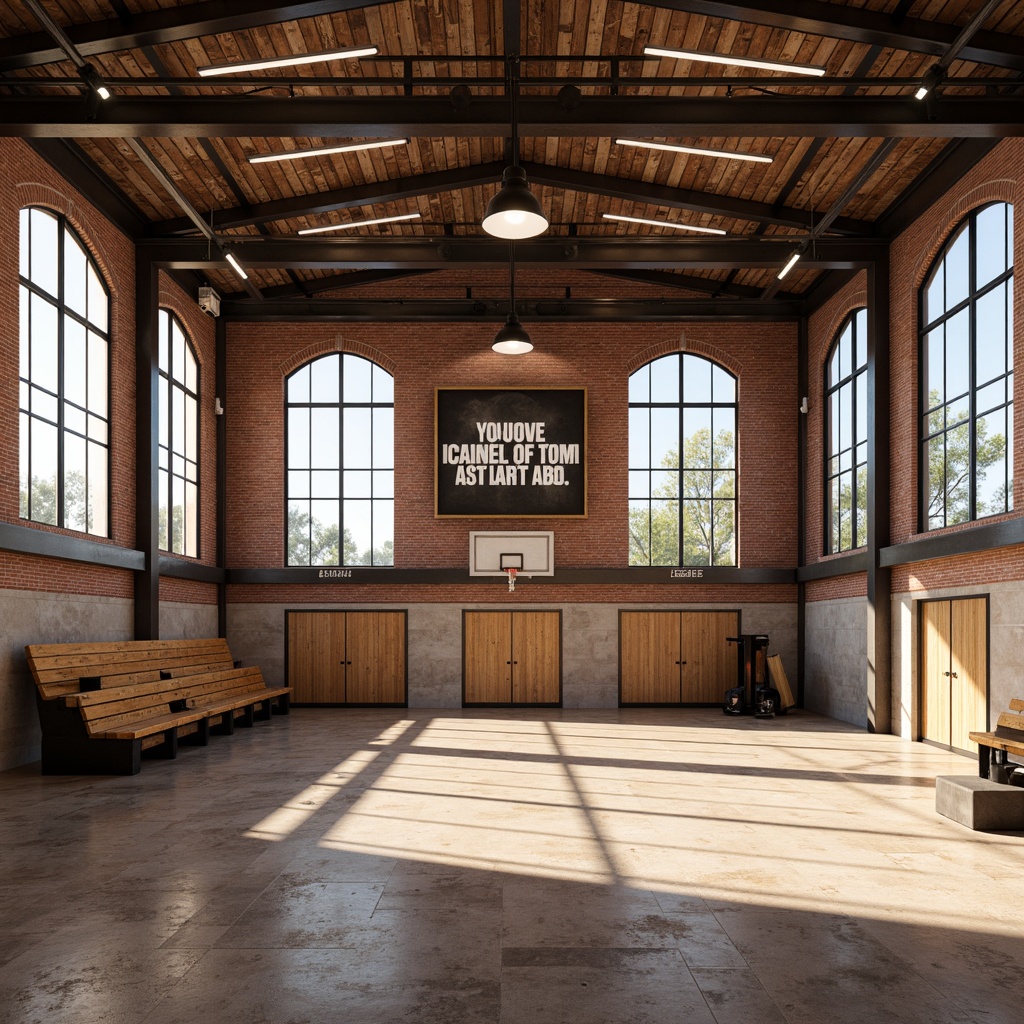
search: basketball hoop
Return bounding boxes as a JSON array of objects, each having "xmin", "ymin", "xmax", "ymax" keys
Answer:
[{"xmin": 505, "ymin": 567, "xmax": 518, "ymax": 592}]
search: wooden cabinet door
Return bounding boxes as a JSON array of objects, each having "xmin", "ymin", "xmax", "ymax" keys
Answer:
[
  {"xmin": 920, "ymin": 600, "xmax": 952, "ymax": 746},
  {"xmin": 287, "ymin": 611, "xmax": 346, "ymax": 703},
  {"xmin": 512, "ymin": 612, "xmax": 560, "ymax": 704},
  {"xmin": 464, "ymin": 612, "xmax": 513, "ymax": 703},
  {"xmin": 345, "ymin": 611, "xmax": 407, "ymax": 704},
  {"xmin": 620, "ymin": 612, "xmax": 682, "ymax": 703},
  {"xmin": 681, "ymin": 610, "xmax": 740, "ymax": 703},
  {"xmin": 950, "ymin": 597, "xmax": 987, "ymax": 754}
]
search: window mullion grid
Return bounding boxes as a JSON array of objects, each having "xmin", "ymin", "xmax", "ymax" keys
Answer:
[{"xmin": 56, "ymin": 226, "xmax": 65, "ymax": 528}]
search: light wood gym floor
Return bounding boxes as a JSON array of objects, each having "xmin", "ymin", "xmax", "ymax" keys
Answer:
[{"xmin": 1, "ymin": 708, "xmax": 1020, "ymax": 1024}]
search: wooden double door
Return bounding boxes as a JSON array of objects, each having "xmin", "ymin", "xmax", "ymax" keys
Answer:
[
  {"xmin": 920, "ymin": 597, "xmax": 987, "ymax": 754},
  {"xmin": 620, "ymin": 610, "xmax": 740, "ymax": 705},
  {"xmin": 463, "ymin": 610, "xmax": 561, "ymax": 705},
  {"xmin": 287, "ymin": 610, "xmax": 407, "ymax": 705}
]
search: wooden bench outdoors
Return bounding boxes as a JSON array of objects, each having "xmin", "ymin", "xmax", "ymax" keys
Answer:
[
  {"xmin": 969, "ymin": 698, "xmax": 1024, "ymax": 781},
  {"xmin": 28, "ymin": 639, "xmax": 290, "ymax": 775}
]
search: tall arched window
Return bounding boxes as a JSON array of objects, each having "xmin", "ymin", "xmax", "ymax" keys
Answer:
[
  {"xmin": 920, "ymin": 202, "xmax": 1013, "ymax": 530},
  {"xmin": 19, "ymin": 207, "xmax": 109, "ymax": 536},
  {"xmin": 628, "ymin": 353, "xmax": 737, "ymax": 566},
  {"xmin": 825, "ymin": 308, "xmax": 868, "ymax": 553},
  {"xmin": 286, "ymin": 353, "xmax": 394, "ymax": 566},
  {"xmin": 158, "ymin": 309, "xmax": 199, "ymax": 557}
]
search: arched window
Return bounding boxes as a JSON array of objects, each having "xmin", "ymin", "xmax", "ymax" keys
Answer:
[
  {"xmin": 158, "ymin": 309, "xmax": 199, "ymax": 557},
  {"xmin": 825, "ymin": 308, "xmax": 868, "ymax": 553},
  {"xmin": 920, "ymin": 202, "xmax": 1013, "ymax": 530},
  {"xmin": 628, "ymin": 353, "xmax": 737, "ymax": 566},
  {"xmin": 286, "ymin": 353, "xmax": 394, "ymax": 566},
  {"xmin": 19, "ymin": 207, "xmax": 109, "ymax": 536}
]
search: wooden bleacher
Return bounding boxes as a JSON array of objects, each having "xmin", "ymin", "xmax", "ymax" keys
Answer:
[{"xmin": 27, "ymin": 638, "xmax": 290, "ymax": 775}]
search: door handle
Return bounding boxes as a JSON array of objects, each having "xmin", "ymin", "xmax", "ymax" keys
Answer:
[
  {"xmin": 943, "ymin": 671, "xmax": 950, "ymax": 676},
  {"xmin": 950, "ymin": 672, "xmax": 958, "ymax": 678}
]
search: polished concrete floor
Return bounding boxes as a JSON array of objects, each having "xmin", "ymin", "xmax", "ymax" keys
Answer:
[{"xmin": 1, "ymin": 708, "xmax": 1022, "ymax": 1024}]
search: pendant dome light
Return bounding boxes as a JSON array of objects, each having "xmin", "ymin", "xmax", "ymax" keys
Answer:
[
  {"xmin": 482, "ymin": 55, "xmax": 548, "ymax": 240},
  {"xmin": 493, "ymin": 242, "xmax": 534, "ymax": 354}
]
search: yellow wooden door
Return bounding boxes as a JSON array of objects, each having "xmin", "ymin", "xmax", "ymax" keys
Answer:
[
  {"xmin": 345, "ymin": 611, "xmax": 407, "ymax": 704},
  {"xmin": 620, "ymin": 611, "xmax": 682, "ymax": 703},
  {"xmin": 950, "ymin": 597, "xmax": 987, "ymax": 754},
  {"xmin": 920, "ymin": 600, "xmax": 951, "ymax": 745},
  {"xmin": 464, "ymin": 612, "xmax": 513, "ymax": 703},
  {"xmin": 287, "ymin": 611, "xmax": 346, "ymax": 704},
  {"xmin": 681, "ymin": 610, "xmax": 740, "ymax": 703},
  {"xmin": 511, "ymin": 611, "xmax": 560, "ymax": 704}
]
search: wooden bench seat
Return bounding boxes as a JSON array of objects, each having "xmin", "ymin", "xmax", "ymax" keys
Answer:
[
  {"xmin": 27, "ymin": 639, "xmax": 290, "ymax": 775},
  {"xmin": 969, "ymin": 698, "xmax": 1024, "ymax": 780}
]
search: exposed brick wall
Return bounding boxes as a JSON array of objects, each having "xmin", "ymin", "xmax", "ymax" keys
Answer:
[
  {"xmin": 225, "ymin": 317, "xmax": 798, "ymax": 605},
  {"xmin": 805, "ymin": 574, "xmax": 867, "ymax": 602},
  {"xmin": 0, "ymin": 550, "xmax": 133, "ymax": 598}
]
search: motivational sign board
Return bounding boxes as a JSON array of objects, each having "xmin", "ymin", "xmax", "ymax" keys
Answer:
[{"xmin": 435, "ymin": 388, "xmax": 586, "ymax": 517}]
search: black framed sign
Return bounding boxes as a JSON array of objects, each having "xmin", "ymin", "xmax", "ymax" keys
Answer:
[{"xmin": 435, "ymin": 387, "xmax": 587, "ymax": 517}]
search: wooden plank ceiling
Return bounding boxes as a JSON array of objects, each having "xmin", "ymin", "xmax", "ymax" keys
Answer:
[{"xmin": 1, "ymin": 0, "xmax": 1023, "ymax": 311}]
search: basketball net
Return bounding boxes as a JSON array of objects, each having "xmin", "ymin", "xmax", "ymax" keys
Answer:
[{"xmin": 505, "ymin": 567, "xmax": 518, "ymax": 592}]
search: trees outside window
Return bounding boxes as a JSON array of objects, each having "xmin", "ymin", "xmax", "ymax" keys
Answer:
[
  {"xmin": 825, "ymin": 308, "xmax": 868, "ymax": 552},
  {"xmin": 286, "ymin": 353, "xmax": 394, "ymax": 566},
  {"xmin": 19, "ymin": 207, "xmax": 109, "ymax": 536},
  {"xmin": 158, "ymin": 309, "xmax": 199, "ymax": 557},
  {"xmin": 628, "ymin": 353, "xmax": 736, "ymax": 566},
  {"xmin": 920, "ymin": 202, "xmax": 1013, "ymax": 530}
]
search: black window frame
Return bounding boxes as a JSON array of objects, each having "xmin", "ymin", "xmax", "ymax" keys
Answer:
[
  {"xmin": 919, "ymin": 202, "xmax": 1014, "ymax": 532},
  {"xmin": 18, "ymin": 206, "xmax": 111, "ymax": 537}
]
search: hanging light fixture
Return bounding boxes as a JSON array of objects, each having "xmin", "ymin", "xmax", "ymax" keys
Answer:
[
  {"xmin": 493, "ymin": 242, "xmax": 533, "ymax": 354},
  {"xmin": 482, "ymin": 56, "xmax": 548, "ymax": 240}
]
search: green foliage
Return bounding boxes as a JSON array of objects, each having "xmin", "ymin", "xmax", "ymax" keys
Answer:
[
  {"xmin": 925, "ymin": 389, "xmax": 1010, "ymax": 527},
  {"xmin": 629, "ymin": 428, "xmax": 735, "ymax": 566},
  {"xmin": 286, "ymin": 506, "xmax": 393, "ymax": 566},
  {"xmin": 21, "ymin": 471, "xmax": 91, "ymax": 531}
]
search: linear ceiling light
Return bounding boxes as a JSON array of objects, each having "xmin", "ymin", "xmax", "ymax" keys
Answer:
[
  {"xmin": 602, "ymin": 213, "xmax": 727, "ymax": 235},
  {"xmin": 224, "ymin": 251, "xmax": 249, "ymax": 280},
  {"xmin": 615, "ymin": 138, "xmax": 772, "ymax": 164},
  {"xmin": 297, "ymin": 212, "xmax": 421, "ymax": 235},
  {"xmin": 197, "ymin": 46, "xmax": 378, "ymax": 77},
  {"xmin": 777, "ymin": 249, "xmax": 803, "ymax": 280},
  {"xmin": 249, "ymin": 138, "xmax": 408, "ymax": 165},
  {"xmin": 644, "ymin": 45, "xmax": 825, "ymax": 77}
]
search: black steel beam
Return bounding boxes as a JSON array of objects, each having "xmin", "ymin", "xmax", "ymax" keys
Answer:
[
  {"xmin": 592, "ymin": 268, "xmax": 780, "ymax": 299},
  {"xmin": 0, "ymin": 1, "xmax": 396, "ymax": 71},
  {"xmin": 256, "ymin": 269, "xmax": 434, "ymax": 299},
  {"xmin": 150, "ymin": 159, "xmax": 869, "ymax": 237},
  {"xmin": 134, "ymin": 254, "xmax": 160, "ymax": 640},
  {"xmin": 877, "ymin": 138, "xmax": 1001, "ymax": 239},
  {"xmin": 151, "ymin": 164, "xmax": 509, "ymax": 234},
  {"xmin": 641, "ymin": 1, "xmax": 1024, "ymax": 72},
  {"xmin": 137, "ymin": 235, "xmax": 888, "ymax": 270},
  {"xmin": 795, "ymin": 551, "xmax": 871, "ymax": 582},
  {"xmin": 28, "ymin": 139, "xmax": 147, "ymax": 238},
  {"xmin": 0, "ymin": 520, "xmax": 143, "ymax": 571},
  {"xmin": 158, "ymin": 556, "xmax": 225, "ymax": 584},
  {"xmin": 4, "ymin": 94, "xmax": 1024, "ymax": 139},
  {"xmin": 880, "ymin": 517, "xmax": 1024, "ymax": 568},
  {"xmin": 226, "ymin": 566, "xmax": 797, "ymax": 585},
  {"xmin": 5, "ymin": 0, "xmax": 1024, "ymax": 73},
  {"xmin": 866, "ymin": 250, "xmax": 891, "ymax": 734},
  {"xmin": 524, "ymin": 163, "xmax": 872, "ymax": 236},
  {"xmin": 219, "ymin": 296, "xmax": 804, "ymax": 321}
]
